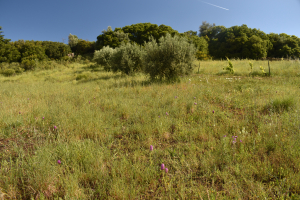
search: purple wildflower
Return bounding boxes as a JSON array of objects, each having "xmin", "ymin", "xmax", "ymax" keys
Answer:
[
  {"xmin": 224, "ymin": 135, "xmax": 226, "ymax": 137},
  {"xmin": 19, "ymin": 112, "xmax": 21, "ymax": 114},
  {"xmin": 161, "ymin": 163, "xmax": 165, "ymax": 170},
  {"xmin": 42, "ymin": 117, "xmax": 44, "ymax": 119},
  {"xmin": 194, "ymin": 97, "xmax": 196, "ymax": 99},
  {"xmin": 57, "ymin": 160, "xmax": 61, "ymax": 164},
  {"xmin": 194, "ymin": 103, "xmax": 197, "ymax": 105},
  {"xmin": 150, "ymin": 145, "xmax": 153, "ymax": 151},
  {"xmin": 212, "ymin": 110, "xmax": 215, "ymax": 114},
  {"xmin": 240, "ymin": 140, "xmax": 242, "ymax": 143},
  {"xmin": 165, "ymin": 168, "xmax": 168, "ymax": 173},
  {"xmin": 166, "ymin": 112, "xmax": 169, "ymax": 116},
  {"xmin": 54, "ymin": 126, "xmax": 57, "ymax": 129}
]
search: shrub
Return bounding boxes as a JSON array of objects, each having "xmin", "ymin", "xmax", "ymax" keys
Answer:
[
  {"xmin": 110, "ymin": 42, "xmax": 144, "ymax": 75},
  {"xmin": 9, "ymin": 62, "xmax": 24, "ymax": 74},
  {"xmin": 223, "ymin": 57, "xmax": 234, "ymax": 74},
  {"xmin": 93, "ymin": 46, "xmax": 115, "ymax": 71},
  {"xmin": 21, "ymin": 59, "xmax": 36, "ymax": 70},
  {"xmin": 2, "ymin": 68, "xmax": 15, "ymax": 76},
  {"xmin": 142, "ymin": 33, "xmax": 197, "ymax": 81}
]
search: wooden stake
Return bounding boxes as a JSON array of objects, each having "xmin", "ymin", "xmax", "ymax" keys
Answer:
[{"xmin": 268, "ymin": 60, "xmax": 271, "ymax": 76}]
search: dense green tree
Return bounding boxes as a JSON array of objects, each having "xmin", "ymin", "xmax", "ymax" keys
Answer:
[
  {"xmin": 13, "ymin": 40, "xmax": 47, "ymax": 61},
  {"xmin": 42, "ymin": 41, "xmax": 71, "ymax": 60},
  {"xmin": 198, "ymin": 21, "xmax": 216, "ymax": 38},
  {"xmin": 267, "ymin": 33, "xmax": 300, "ymax": 58},
  {"xmin": 207, "ymin": 24, "xmax": 272, "ymax": 59},
  {"xmin": 0, "ymin": 43, "xmax": 21, "ymax": 63},
  {"xmin": 181, "ymin": 31, "xmax": 209, "ymax": 60},
  {"xmin": 0, "ymin": 26, "xmax": 11, "ymax": 44},
  {"xmin": 0, "ymin": 26, "xmax": 21, "ymax": 63},
  {"xmin": 95, "ymin": 26, "xmax": 130, "ymax": 50},
  {"xmin": 121, "ymin": 23, "xmax": 179, "ymax": 45},
  {"xmin": 95, "ymin": 23, "xmax": 179, "ymax": 50},
  {"xmin": 74, "ymin": 39, "xmax": 95, "ymax": 56}
]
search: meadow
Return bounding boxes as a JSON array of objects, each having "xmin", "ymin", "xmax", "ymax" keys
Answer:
[{"xmin": 0, "ymin": 59, "xmax": 300, "ymax": 199}]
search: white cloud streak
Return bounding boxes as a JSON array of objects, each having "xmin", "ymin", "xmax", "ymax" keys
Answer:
[{"xmin": 199, "ymin": 1, "xmax": 229, "ymax": 10}]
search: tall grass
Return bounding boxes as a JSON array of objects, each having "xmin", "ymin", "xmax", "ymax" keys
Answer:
[{"xmin": 0, "ymin": 60, "xmax": 299, "ymax": 199}]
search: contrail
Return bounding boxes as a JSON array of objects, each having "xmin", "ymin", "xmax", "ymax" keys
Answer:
[{"xmin": 200, "ymin": 1, "xmax": 229, "ymax": 10}]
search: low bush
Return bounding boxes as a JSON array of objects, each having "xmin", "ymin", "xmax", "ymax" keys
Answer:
[
  {"xmin": 1, "ymin": 68, "xmax": 15, "ymax": 76},
  {"xmin": 93, "ymin": 46, "xmax": 115, "ymax": 72},
  {"xmin": 110, "ymin": 42, "xmax": 144, "ymax": 75},
  {"xmin": 21, "ymin": 59, "xmax": 36, "ymax": 70}
]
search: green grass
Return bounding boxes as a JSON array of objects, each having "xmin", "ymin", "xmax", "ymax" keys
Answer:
[{"xmin": 0, "ymin": 60, "xmax": 300, "ymax": 199}]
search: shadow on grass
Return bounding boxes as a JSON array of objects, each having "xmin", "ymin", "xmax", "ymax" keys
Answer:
[
  {"xmin": 262, "ymin": 97, "xmax": 295, "ymax": 114},
  {"xmin": 76, "ymin": 74, "xmax": 125, "ymax": 83}
]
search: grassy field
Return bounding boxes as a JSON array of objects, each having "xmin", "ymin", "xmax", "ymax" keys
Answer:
[{"xmin": 0, "ymin": 59, "xmax": 300, "ymax": 199}]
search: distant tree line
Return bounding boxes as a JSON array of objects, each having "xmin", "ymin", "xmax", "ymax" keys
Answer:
[
  {"xmin": 0, "ymin": 22, "xmax": 299, "ymax": 69},
  {"xmin": 0, "ymin": 27, "xmax": 72, "ymax": 64},
  {"xmin": 198, "ymin": 22, "xmax": 300, "ymax": 60}
]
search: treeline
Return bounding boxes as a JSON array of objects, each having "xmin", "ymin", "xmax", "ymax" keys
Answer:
[
  {"xmin": 1, "ymin": 22, "xmax": 300, "ymax": 69},
  {"xmin": 199, "ymin": 22, "xmax": 300, "ymax": 60},
  {"xmin": 0, "ymin": 29, "xmax": 72, "ymax": 67}
]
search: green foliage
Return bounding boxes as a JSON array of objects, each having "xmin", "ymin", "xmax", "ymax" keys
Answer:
[
  {"xmin": 1, "ymin": 68, "xmax": 15, "ymax": 76},
  {"xmin": 72, "ymin": 39, "xmax": 95, "ymax": 58},
  {"xmin": 95, "ymin": 23, "xmax": 179, "ymax": 50},
  {"xmin": 68, "ymin": 33, "xmax": 79, "ymax": 48},
  {"xmin": 206, "ymin": 24, "xmax": 272, "ymax": 59},
  {"xmin": 143, "ymin": 33, "xmax": 197, "ymax": 81},
  {"xmin": 249, "ymin": 61, "xmax": 253, "ymax": 73},
  {"xmin": 42, "ymin": 41, "xmax": 71, "ymax": 60},
  {"xmin": 21, "ymin": 59, "xmax": 36, "ymax": 70},
  {"xmin": 0, "ymin": 26, "xmax": 11, "ymax": 44},
  {"xmin": 182, "ymin": 31, "xmax": 210, "ymax": 60},
  {"xmin": 267, "ymin": 33, "xmax": 300, "ymax": 59},
  {"xmin": 259, "ymin": 66, "xmax": 267, "ymax": 76},
  {"xmin": 95, "ymin": 27, "xmax": 130, "ymax": 50},
  {"xmin": 110, "ymin": 42, "xmax": 144, "ymax": 75},
  {"xmin": 198, "ymin": 21, "xmax": 216, "ymax": 37},
  {"xmin": 93, "ymin": 46, "xmax": 115, "ymax": 71},
  {"xmin": 10, "ymin": 40, "xmax": 47, "ymax": 65},
  {"xmin": 223, "ymin": 57, "xmax": 234, "ymax": 74},
  {"xmin": 121, "ymin": 23, "xmax": 179, "ymax": 45},
  {"xmin": 0, "ymin": 62, "xmax": 24, "ymax": 76},
  {"xmin": 0, "ymin": 42, "xmax": 21, "ymax": 63},
  {"xmin": 0, "ymin": 27, "xmax": 21, "ymax": 63}
]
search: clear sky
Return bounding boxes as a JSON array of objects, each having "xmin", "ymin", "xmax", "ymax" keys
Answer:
[{"xmin": 0, "ymin": 0, "xmax": 300, "ymax": 43}]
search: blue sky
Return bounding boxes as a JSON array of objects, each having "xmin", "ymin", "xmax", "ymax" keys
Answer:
[{"xmin": 1, "ymin": 0, "xmax": 299, "ymax": 43}]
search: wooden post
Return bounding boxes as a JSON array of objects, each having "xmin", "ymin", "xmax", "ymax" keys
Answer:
[{"xmin": 268, "ymin": 60, "xmax": 271, "ymax": 77}]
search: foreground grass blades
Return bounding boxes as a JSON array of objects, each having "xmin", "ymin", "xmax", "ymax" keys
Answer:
[{"xmin": 0, "ymin": 60, "xmax": 300, "ymax": 199}]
